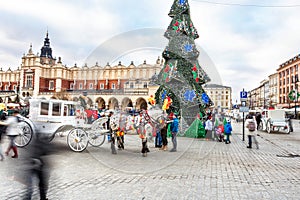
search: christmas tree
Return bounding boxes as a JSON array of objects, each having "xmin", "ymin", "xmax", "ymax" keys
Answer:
[{"xmin": 155, "ymin": 0, "xmax": 213, "ymax": 130}]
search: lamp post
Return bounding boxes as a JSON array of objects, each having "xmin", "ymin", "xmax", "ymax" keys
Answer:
[{"xmin": 294, "ymin": 75, "xmax": 299, "ymax": 119}]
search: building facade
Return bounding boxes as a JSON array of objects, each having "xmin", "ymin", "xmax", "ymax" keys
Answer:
[
  {"xmin": 0, "ymin": 33, "xmax": 163, "ymax": 110},
  {"xmin": 249, "ymin": 54, "xmax": 300, "ymax": 109},
  {"xmin": 203, "ymin": 84, "xmax": 232, "ymax": 110},
  {"xmin": 268, "ymin": 72, "xmax": 278, "ymax": 108},
  {"xmin": 277, "ymin": 54, "xmax": 300, "ymax": 108}
]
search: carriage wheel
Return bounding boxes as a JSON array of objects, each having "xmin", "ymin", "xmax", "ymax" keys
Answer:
[
  {"xmin": 284, "ymin": 125, "xmax": 290, "ymax": 134},
  {"xmin": 266, "ymin": 122, "xmax": 271, "ymax": 134},
  {"xmin": 88, "ymin": 130, "xmax": 106, "ymax": 147},
  {"xmin": 67, "ymin": 128, "xmax": 89, "ymax": 152},
  {"xmin": 15, "ymin": 121, "xmax": 33, "ymax": 147}
]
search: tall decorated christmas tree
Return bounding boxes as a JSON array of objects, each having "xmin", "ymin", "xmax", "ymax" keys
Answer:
[{"xmin": 155, "ymin": 0, "xmax": 213, "ymax": 134}]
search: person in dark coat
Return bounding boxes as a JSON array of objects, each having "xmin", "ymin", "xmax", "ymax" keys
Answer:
[
  {"xmin": 0, "ymin": 110, "xmax": 7, "ymax": 161},
  {"xmin": 22, "ymin": 133, "xmax": 52, "ymax": 200},
  {"xmin": 255, "ymin": 112, "xmax": 262, "ymax": 130}
]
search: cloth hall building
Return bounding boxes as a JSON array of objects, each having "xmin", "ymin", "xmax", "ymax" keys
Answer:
[
  {"xmin": 0, "ymin": 32, "xmax": 231, "ymax": 111},
  {"xmin": 0, "ymin": 33, "xmax": 163, "ymax": 110}
]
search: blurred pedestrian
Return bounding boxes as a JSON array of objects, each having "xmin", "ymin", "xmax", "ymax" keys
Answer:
[
  {"xmin": 224, "ymin": 119, "xmax": 232, "ymax": 144},
  {"xmin": 245, "ymin": 115, "xmax": 259, "ymax": 149},
  {"xmin": 205, "ymin": 116, "xmax": 213, "ymax": 140},
  {"xmin": 170, "ymin": 113, "xmax": 179, "ymax": 152},
  {"xmin": 0, "ymin": 109, "xmax": 8, "ymax": 161},
  {"xmin": 23, "ymin": 133, "xmax": 51, "ymax": 200},
  {"xmin": 255, "ymin": 112, "xmax": 262, "ymax": 130},
  {"xmin": 0, "ymin": 110, "xmax": 20, "ymax": 158}
]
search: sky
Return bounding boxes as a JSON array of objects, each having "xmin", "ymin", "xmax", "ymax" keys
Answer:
[{"xmin": 1, "ymin": 0, "xmax": 300, "ymax": 103}]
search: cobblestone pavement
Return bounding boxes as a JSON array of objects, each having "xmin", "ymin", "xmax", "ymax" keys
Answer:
[{"xmin": 0, "ymin": 121, "xmax": 299, "ymax": 200}]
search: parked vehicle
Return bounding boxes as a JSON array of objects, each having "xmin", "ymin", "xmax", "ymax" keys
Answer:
[{"xmin": 258, "ymin": 109, "xmax": 290, "ymax": 134}]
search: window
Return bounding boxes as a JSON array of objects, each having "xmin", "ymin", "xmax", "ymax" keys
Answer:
[
  {"xmin": 40, "ymin": 102, "xmax": 49, "ymax": 115},
  {"xmin": 143, "ymin": 82, "xmax": 148, "ymax": 88},
  {"xmin": 49, "ymin": 80, "xmax": 54, "ymax": 90},
  {"xmin": 70, "ymin": 83, "xmax": 74, "ymax": 90},
  {"xmin": 112, "ymin": 83, "xmax": 115, "ymax": 89},
  {"xmin": 286, "ymin": 69, "xmax": 289, "ymax": 75},
  {"xmin": 64, "ymin": 104, "xmax": 75, "ymax": 116},
  {"xmin": 79, "ymin": 83, "xmax": 83, "ymax": 90},
  {"xmin": 5, "ymin": 85, "xmax": 8, "ymax": 91},
  {"xmin": 52, "ymin": 103, "xmax": 61, "ymax": 116},
  {"xmin": 26, "ymin": 74, "xmax": 33, "ymax": 88},
  {"xmin": 89, "ymin": 83, "xmax": 93, "ymax": 89},
  {"xmin": 291, "ymin": 67, "xmax": 293, "ymax": 73},
  {"xmin": 130, "ymin": 83, "xmax": 134, "ymax": 89},
  {"xmin": 100, "ymin": 83, "xmax": 104, "ymax": 89},
  {"xmin": 287, "ymin": 77, "xmax": 289, "ymax": 84}
]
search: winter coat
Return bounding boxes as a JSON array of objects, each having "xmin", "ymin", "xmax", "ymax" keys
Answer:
[
  {"xmin": 224, "ymin": 123, "xmax": 232, "ymax": 135},
  {"xmin": 245, "ymin": 118, "xmax": 256, "ymax": 136},
  {"xmin": 5, "ymin": 116, "xmax": 20, "ymax": 136},
  {"xmin": 171, "ymin": 117, "xmax": 179, "ymax": 133},
  {"xmin": 205, "ymin": 119, "xmax": 213, "ymax": 131}
]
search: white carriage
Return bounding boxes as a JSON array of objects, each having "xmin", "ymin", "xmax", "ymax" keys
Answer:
[
  {"xmin": 15, "ymin": 99, "xmax": 109, "ymax": 152},
  {"xmin": 258, "ymin": 109, "xmax": 290, "ymax": 134}
]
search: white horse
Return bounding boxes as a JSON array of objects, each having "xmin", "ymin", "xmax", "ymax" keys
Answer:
[{"xmin": 109, "ymin": 107, "xmax": 167, "ymax": 156}]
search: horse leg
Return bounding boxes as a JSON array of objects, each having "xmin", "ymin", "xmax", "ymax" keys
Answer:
[
  {"xmin": 117, "ymin": 136, "xmax": 124, "ymax": 150},
  {"xmin": 141, "ymin": 138, "xmax": 149, "ymax": 157},
  {"xmin": 111, "ymin": 132, "xmax": 117, "ymax": 154}
]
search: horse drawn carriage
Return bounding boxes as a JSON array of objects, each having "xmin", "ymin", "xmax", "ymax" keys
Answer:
[
  {"xmin": 15, "ymin": 99, "xmax": 109, "ymax": 152},
  {"xmin": 258, "ymin": 109, "xmax": 291, "ymax": 134},
  {"xmin": 15, "ymin": 98, "xmax": 167, "ymax": 155}
]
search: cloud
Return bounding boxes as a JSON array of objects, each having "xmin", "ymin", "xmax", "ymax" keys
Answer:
[{"xmin": 0, "ymin": 0, "xmax": 300, "ymax": 104}]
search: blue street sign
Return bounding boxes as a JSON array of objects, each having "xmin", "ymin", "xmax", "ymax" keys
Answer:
[{"xmin": 240, "ymin": 90, "xmax": 247, "ymax": 99}]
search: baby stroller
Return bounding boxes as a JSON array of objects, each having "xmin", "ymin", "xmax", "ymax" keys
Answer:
[{"xmin": 215, "ymin": 126, "xmax": 224, "ymax": 142}]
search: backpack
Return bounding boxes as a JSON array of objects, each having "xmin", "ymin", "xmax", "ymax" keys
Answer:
[{"xmin": 248, "ymin": 121, "xmax": 255, "ymax": 131}]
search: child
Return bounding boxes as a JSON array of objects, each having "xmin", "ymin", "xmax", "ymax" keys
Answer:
[{"xmin": 224, "ymin": 119, "xmax": 232, "ymax": 144}]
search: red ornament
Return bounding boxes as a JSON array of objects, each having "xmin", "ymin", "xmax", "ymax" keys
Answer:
[
  {"xmin": 196, "ymin": 77, "xmax": 199, "ymax": 82},
  {"xmin": 192, "ymin": 65, "xmax": 197, "ymax": 71},
  {"xmin": 164, "ymin": 65, "xmax": 170, "ymax": 72}
]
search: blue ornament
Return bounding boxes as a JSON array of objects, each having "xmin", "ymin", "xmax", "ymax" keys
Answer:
[
  {"xmin": 184, "ymin": 44, "xmax": 193, "ymax": 52},
  {"xmin": 178, "ymin": 0, "xmax": 186, "ymax": 5},
  {"xmin": 184, "ymin": 90, "xmax": 196, "ymax": 102},
  {"xmin": 161, "ymin": 90, "xmax": 167, "ymax": 102},
  {"xmin": 202, "ymin": 93, "xmax": 210, "ymax": 104}
]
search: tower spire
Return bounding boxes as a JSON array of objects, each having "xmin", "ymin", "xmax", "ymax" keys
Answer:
[{"xmin": 40, "ymin": 31, "xmax": 53, "ymax": 59}]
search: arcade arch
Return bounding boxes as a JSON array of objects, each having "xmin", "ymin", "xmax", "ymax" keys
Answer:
[
  {"xmin": 121, "ymin": 97, "xmax": 133, "ymax": 111},
  {"xmin": 95, "ymin": 97, "xmax": 106, "ymax": 110},
  {"xmin": 108, "ymin": 97, "xmax": 119, "ymax": 110},
  {"xmin": 135, "ymin": 97, "xmax": 147, "ymax": 111}
]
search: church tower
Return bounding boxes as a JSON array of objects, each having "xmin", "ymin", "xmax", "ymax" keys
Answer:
[{"xmin": 40, "ymin": 31, "xmax": 56, "ymax": 65}]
